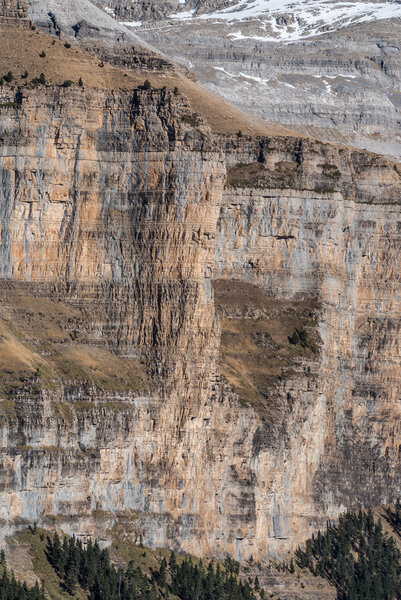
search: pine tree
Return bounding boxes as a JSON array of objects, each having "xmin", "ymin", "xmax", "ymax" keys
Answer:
[{"xmin": 157, "ymin": 558, "xmax": 167, "ymax": 588}]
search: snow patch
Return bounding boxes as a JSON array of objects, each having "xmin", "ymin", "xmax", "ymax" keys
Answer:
[
  {"xmin": 169, "ymin": 9, "xmax": 196, "ymax": 19},
  {"xmin": 214, "ymin": 66, "xmax": 271, "ymax": 85},
  {"xmin": 172, "ymin": 0, "xmax": 401, "ymax": 42},
  {"xmin": 214, "ymin": 66, "xmax": 237, "ymax": 78},
  {"xmin": 120, "ymin": 20, "xmax": 142, "ymax": 27}
]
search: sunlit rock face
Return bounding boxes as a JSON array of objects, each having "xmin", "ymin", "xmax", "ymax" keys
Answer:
[{"xmin": 0, "ymin": 20, "xmax": 400, "ymax": 561}]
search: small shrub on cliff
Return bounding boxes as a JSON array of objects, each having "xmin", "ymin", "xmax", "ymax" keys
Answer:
[
  {"xmin": 30, "ymin": 73, "xmax": 46, "ymax": 87},
  {"xmin": 288, "ymin": 326, "xmax": 316, "ymax": 352},
  {"xmin": 64, "ymin": 42, "xmax": 71, "ymax": 49},
  {"xmin": 78, "ymin": 77, "xmax": 83, "ymax": 87},
  {"xmin": 288, "ymin": 328, "xmax": 301, "ymax": 346},
  {"xmin": 21, "ymin": 71, "xmax": 28, "ymax": 79},
  {"xmin": 181, "ymin": 112, "xmax": 201, "ymax": 127},
  {"xmin": 3, "ymin": 71, "xmax": 13, "ymax": 83},
  {"xmin": 35, "ymin": 73, "xmax": 46, "ymax": 85},
  {"xmin": 142, "ymin": 79, "xmax": 151, "ymax": 90},
  {"xmin": 39, "ymin": 51, "xmax": 46, "ymax": 58},
  {"xmin": 173, "ymin": 86, "xmax": 179, "ymax": 96},
  {"xmin": 60, "ymin": 80, "xmax": 74, "ymax": 88}
]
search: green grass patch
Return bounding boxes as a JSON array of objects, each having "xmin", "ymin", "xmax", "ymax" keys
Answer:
[
  {"xmin": 181, "ymin": 112, "xmax": 201, "ymax": 127},
  {"xmin": 17, "ymin": 529, "xmax": 87, "ymax": 600}
]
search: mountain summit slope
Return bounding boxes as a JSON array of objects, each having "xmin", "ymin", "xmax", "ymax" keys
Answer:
[
  {"xmin": 109, "ymin": 0, "xmax": 401, "ymax": 42},
  {"xmin": 101, "ymin": 0, "xmax": 401, "ymax": 158},
  {"xmin": 27, "ymin": 0, "xmax": 154, "ymax": 47}
]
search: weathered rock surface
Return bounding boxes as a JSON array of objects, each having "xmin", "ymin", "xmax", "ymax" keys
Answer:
[
  {"xmin": 25, "ymin": 0, "xmax": 175, "ymax": 74},
  {"xmin": 0, "ymin": 68, "xmax": 400, "ymax": 565},
  {"xmin": 0, "ymin": 0, "xmax": 27, "ymax": 19},
  {"xmin": 0, "ymin": 0, "xmax": 400, "ymax": 569}
]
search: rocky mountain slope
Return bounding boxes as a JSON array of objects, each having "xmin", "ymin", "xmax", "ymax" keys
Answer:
[
  {"xmin": 92, "ymin": 0, "xmax": 401, "ymax": 159},
  {"xmin": 0, "ymin": 0, "xmax": 400, "ymax": 575},
  {"xmin": 94, "ymin": 0, "xmax": 401, "ymax": 40}
]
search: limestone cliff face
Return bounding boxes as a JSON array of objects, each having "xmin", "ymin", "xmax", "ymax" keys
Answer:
[
  {"xmin": 0, "ymin": 0, "xmax": 27, "ymax": 19},
  {"xmin": 0, "ymin": 81, "xmax": 400, "ymax": 562}
]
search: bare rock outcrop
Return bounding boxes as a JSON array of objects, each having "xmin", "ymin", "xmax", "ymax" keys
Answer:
[
  {"xmin": 0, "ymin": 0, "xmax": 27, "ymax": 19},
  {"xmin": 0, "ymin": 70, "xmax": 399, "ymax": 565}
]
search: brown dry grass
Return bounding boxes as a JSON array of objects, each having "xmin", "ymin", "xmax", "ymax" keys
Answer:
[
  {"xmin": 169, "ymin": 73, "xmax": 293, "ymax": 136},
  {"xmin": 213, "ymin": 279, "xmax": 320, "ymax": 418},
  {"xmin": 0, "ymin": 23, "xmax": 141, "ymax": 90},
  {"xmin": 0, "ymin": 285, "xmax": 148, "ymax": 394},
  {"xmin": 0, "ymin": 21, "xmax": 296, "ymax": 136}
]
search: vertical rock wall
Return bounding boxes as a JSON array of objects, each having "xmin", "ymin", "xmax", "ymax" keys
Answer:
[
  {"xmin": 0, "ymin": 0, "xmax": 27, "ymax": 19},
  {"xmin": 0, "ymin": 86, "xmax": 400, "ymax": 560}
]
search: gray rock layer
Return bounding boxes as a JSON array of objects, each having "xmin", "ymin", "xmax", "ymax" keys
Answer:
[
  {"xmin": 0, "ymin": 82, "xmax": 400, "ymax": 562},
  {"xmin": 90, "ymin": 0, "xmax": 401, "ymax": 158}
]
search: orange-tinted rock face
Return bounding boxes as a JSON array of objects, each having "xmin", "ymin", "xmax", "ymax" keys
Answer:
[
  {"xmin": 0, "ymin": 84, "xmax": 400, "ymax": 561},
  {"xmin": 0, "ymin": 0, "xmax": 27, "ymax": 19}
]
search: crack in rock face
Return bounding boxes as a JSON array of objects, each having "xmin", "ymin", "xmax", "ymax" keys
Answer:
[
  {"xmin": 0, "ymin": 0, "xmax": 400, "ymax": 571},
  {"xmin": 0, "ymin": 74, "xmax": 400, "ymax": 562}
]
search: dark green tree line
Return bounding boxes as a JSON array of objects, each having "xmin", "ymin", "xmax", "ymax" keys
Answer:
[
  {"xmin": 0, "ymin": 567, "xmax": 45, "ymax": 600},
  {"xmin": 44, "ymin": 532, "xmax": 258, "ymax": 600},
  {"xmin": 295, "ymin": 509, "xmax": 401, "ymax": 600}
]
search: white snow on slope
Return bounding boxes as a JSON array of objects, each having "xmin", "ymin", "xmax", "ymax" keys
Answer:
[
  {"xmin": 120, "ymin": 20, "xmax": 143, "ymax": 26},
  {"xmin": 215, "ymin": 66, "xmax": 271, "ymax": 84},
  {"xmin": 213, "ymin": 66, "xmax": 362, "ymax": 96},
  {"xmin": 169, "ymin": 0, "xmax": 401, "ymax": 42},
  {"xmin": 169, "ymin": 9, "xmax": 196, "ymax": 19}
]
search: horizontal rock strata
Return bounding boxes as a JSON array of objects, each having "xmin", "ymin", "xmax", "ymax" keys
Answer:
[{"xmin": 0, "ymin": 80, "xmax": 400, "ymax": 562}]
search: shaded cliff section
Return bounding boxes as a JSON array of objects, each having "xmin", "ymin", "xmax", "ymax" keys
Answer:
[
  {"xmin": 0, "ymin": 5, "xmax": 400, "ymax": 563},
  {"xmin": 218, "ymin": 139, "xmax": 401, "ymax": 551}
]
